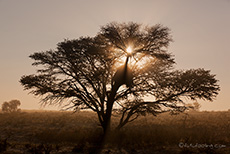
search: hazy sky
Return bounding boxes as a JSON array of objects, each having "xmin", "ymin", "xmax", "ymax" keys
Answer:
[{"xmin": 0, "ymin": 0, "xmax": 229, "ymax": 111}]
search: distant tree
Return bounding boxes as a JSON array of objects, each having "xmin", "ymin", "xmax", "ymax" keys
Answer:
[
  {"xmin": 2, "ymin": 100, "xmax": 21, "ymax": 113},
  {"xmin": 193, "ymin": 102, "xmax": 201, "ymax": 111},
  {"xmin": 187, "ymin": 102, "xmax": 201, "ymax": 111},
  {"xmin": 20, "ymin": 22, "xmax": 220, "ymax": 134}
]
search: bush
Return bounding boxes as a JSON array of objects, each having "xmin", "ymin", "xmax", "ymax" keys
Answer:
[{"xmin": 0, "ymin": 139, "xmax": 8, "ymax": 153}]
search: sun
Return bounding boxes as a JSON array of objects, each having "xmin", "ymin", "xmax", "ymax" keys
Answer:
[{"xmin": 126, "ymin": 46, "xmax": 132, "ymax": 54}]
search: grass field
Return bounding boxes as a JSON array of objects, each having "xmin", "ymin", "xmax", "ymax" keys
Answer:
[{"xmin": 0, "ymin": 110, "xmax": 230, "ymax": 154}]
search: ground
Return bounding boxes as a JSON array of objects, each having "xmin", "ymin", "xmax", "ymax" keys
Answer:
[{"xmin": 0, "ymin": 110, "xmax": 230, "ymax": 154}]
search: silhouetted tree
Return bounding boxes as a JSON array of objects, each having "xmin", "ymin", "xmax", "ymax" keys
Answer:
[
  {"xmin": 2, "ymin": 100, "xmax": 21, "ymax": 113},
  {"xmin": 20, "ymin": 22, "xmax": 220, "ymax": 134}
]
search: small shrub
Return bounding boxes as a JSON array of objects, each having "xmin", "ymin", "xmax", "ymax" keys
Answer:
[
  {"xmin": 26, "ymin": 143, "xmax": 53, "ymax": 154},
  {"xmin": 0, "ymin": 139, "xmax": 8, "ymax": 153}
]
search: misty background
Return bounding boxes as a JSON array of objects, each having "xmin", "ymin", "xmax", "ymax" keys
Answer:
[{"xmin": 0, "ymin": 0, "xmax": 229, "ymax": 110}]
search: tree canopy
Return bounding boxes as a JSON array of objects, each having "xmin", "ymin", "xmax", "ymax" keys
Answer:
[{"xmin": 20, "ymin": 22, "xmax": 220, "ymax": 132}]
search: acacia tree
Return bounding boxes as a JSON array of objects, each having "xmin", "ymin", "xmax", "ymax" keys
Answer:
[{"xmin": 20, "ymin": 22, "xmax": 220, "ymax": 133}]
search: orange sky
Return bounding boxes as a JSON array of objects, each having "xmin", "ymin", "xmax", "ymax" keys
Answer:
[{"xmin": 0, "ymin": 0, "xmax": 229, "ymax": 111}]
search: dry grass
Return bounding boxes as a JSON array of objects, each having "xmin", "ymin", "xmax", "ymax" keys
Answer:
[{"xmin": 0, "ymin": 110, "xmax": 230, "ymax": 153}]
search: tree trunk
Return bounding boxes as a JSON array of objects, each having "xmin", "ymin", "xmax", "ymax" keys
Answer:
[
  {"xmin": 103, "ymin": 83, "xmax": 120, "ymax": 134},
  {"xmin": 102, "ymin": 56, "xmax": 131, "ymax": 134},
  {"xmin": 94, "ymin": 84, "xmax": 120, "ymax": 154}
]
